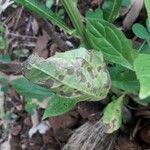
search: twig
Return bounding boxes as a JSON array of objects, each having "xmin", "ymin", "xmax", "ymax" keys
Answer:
[
  {"xmin": 130, "ymin": 119, "xmax": 142, "ymax": 140},
  {"xmin": 7, "ymin": 32, "xmax": 38, "ymax": 39},
  {"xmin": 13, "ymin": 7, "xmax": 24, "ymax": 31}
]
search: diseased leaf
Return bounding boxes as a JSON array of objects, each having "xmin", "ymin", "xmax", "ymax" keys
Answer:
[
  {"xmin": 87, "ymin": 19, "xmax": 137, "ymax": 70},
  {"xmin": 109, "ymin": 66, "xmax": 140, "ymax": 93},
  {"xmin": 43, "ymin": 96, "xmax": 76, "ymax": 118},
  {"xmin": 102, "ymin": 95, "xmax": 124, "ymax": 133},
  {"xmin": 12, "ymin": 77, "xmax": 53, "ymax": 100},
  {"xmin": 23, "ymin": 47, "xmax": 111, "ymax": 102},
  {"xmin": 134, "ymin": 54, "xmax": 150, "ymax": 99},
  {"xmin": 102, "ymin": 0, "xmax": 123, "ymax": 22},
  {"xmin": 132, "ymin": 24, "xmax": 149, "ymax": 39}
]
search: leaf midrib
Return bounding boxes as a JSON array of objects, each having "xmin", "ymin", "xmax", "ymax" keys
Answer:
[{"xmin": 90, "ymin": 22, "xmax": 132, "ymax": 68}]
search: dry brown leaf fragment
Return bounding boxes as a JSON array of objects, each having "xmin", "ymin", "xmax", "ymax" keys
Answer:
[{"xmin": 33, "ymin": 30, "xmax": 49, "ymax": 56}]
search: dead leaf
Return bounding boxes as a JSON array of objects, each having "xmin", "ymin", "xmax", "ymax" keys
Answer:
[{"xmin": 33, "ymin": 30, "xmax": 49, "ymax": 56}]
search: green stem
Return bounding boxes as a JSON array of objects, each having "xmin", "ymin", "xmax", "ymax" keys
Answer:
[
  {"xmin": 61, "ymin": 0, "xmax": 91, "ymax": 48},
  {"xmin": 138, "ymin": 40, "xmax": 146, "ymax": 52}
]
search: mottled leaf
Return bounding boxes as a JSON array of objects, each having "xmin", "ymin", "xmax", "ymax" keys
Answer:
[
  {"xmin": 102, "ymin": 0, "xmax": 123, "ymax": 22},
  {"xmin": 87, "ymin": 19, "xmax": 137, "ymax": 70},
  {"xmin": 102, "ymin": 95, "xmax": 124, "ymax": 133},
  {"xmin": 134, "ymin": 54, "xmax": 150, "ymax": 99},
  {"xmin": 23, "ymin": 47, "xmax": 110, "ymax": 102}
]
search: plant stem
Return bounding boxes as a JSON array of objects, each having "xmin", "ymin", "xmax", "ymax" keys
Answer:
[
  {"xmin": 61, "ymin": 0, "xmax": 91, "ymax": 48},
  {"xmin": 138, "ymin": 40, "xmax": 146, "ymax": 52}
]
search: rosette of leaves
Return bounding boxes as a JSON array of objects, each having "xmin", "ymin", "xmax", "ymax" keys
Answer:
[{"xmin": 23, "ymin": 47, "xmax": 111, "ymax": 102}]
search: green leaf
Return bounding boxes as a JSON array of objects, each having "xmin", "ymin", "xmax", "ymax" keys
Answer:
[
  {"xmin": 102, "ymin": 95, "xmax": 124, "ymax": 133},
  {"xmin": 12, "ymin": 77, "xmax": 53, "ymax": 100},
  {"xmin": 25, "ymin": 98, "xmax": 37, "ymax": 115},
  {"xmin": 140, "ymin": 44, "xmax": 150, "ymax": 54},
  {"xmin": 0, "ymin": 54, "xmax": 11, "ymax": 63},
  {"xmin": 0, "ymin": 36, "xmax": 7, "ymax": 50},
  {"xmin": 46, "ymin": 0, "xmax": 54, "ymax": 8},
  {"xmin": 134, "ymin": 54, "xmax": 150, "ymax": 99},
  {"xmin": 146, "ymin": 19, "xmax": 150, "ymax": 33},
  {"xmin": 43, "ymin": 95, "xmax": 76, "ymax": 118},
  {"xmin": 146, "ymin": 35, "xmax": 150, "ymax": 46},
  {"xmin": 145, "ymin": 0, "xmax": 150, "ymax": 22},
  {"xmin": 86, "ymin": 8, "xmax": 103, "ymax": 19},
  {"xmin": 122, "ymin": 0, "xmax": 131, "ymax": 7},
  {"xmin": 102, "ymin": 0, "xmax": 123, "ymax": 22},
  {"xmin": 61, "ymin": 0, "xmax": 91, "ymax": 48},
  {"xmin": 87, "ymin": 19, "xmax": 137, "ymax": 70},
  {"xmin": 109, "ymin": 66, "xmax": 140, "ymax": 93},
  {"xmin": 143, "ymin": 97, "xmax": 150, "ymax": 103},
  {"xmin": 14, "ymin": 0, "xmax": 73, "ymax": 35},
  {"xmin": 0, "ymin": 77, "xmax": 9, "ymax": 94},
  {"xmin": 23, "ymin": 47, "xmax": 111, "ymax": 102},
  {"xmin": 132, "ymin": 24, "xmax": 149, "ymax": 39}
]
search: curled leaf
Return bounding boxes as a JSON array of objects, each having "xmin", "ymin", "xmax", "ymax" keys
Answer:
[{"xmin": 23, "ymin": 48, "xmax": 111, "ymax": 102}]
